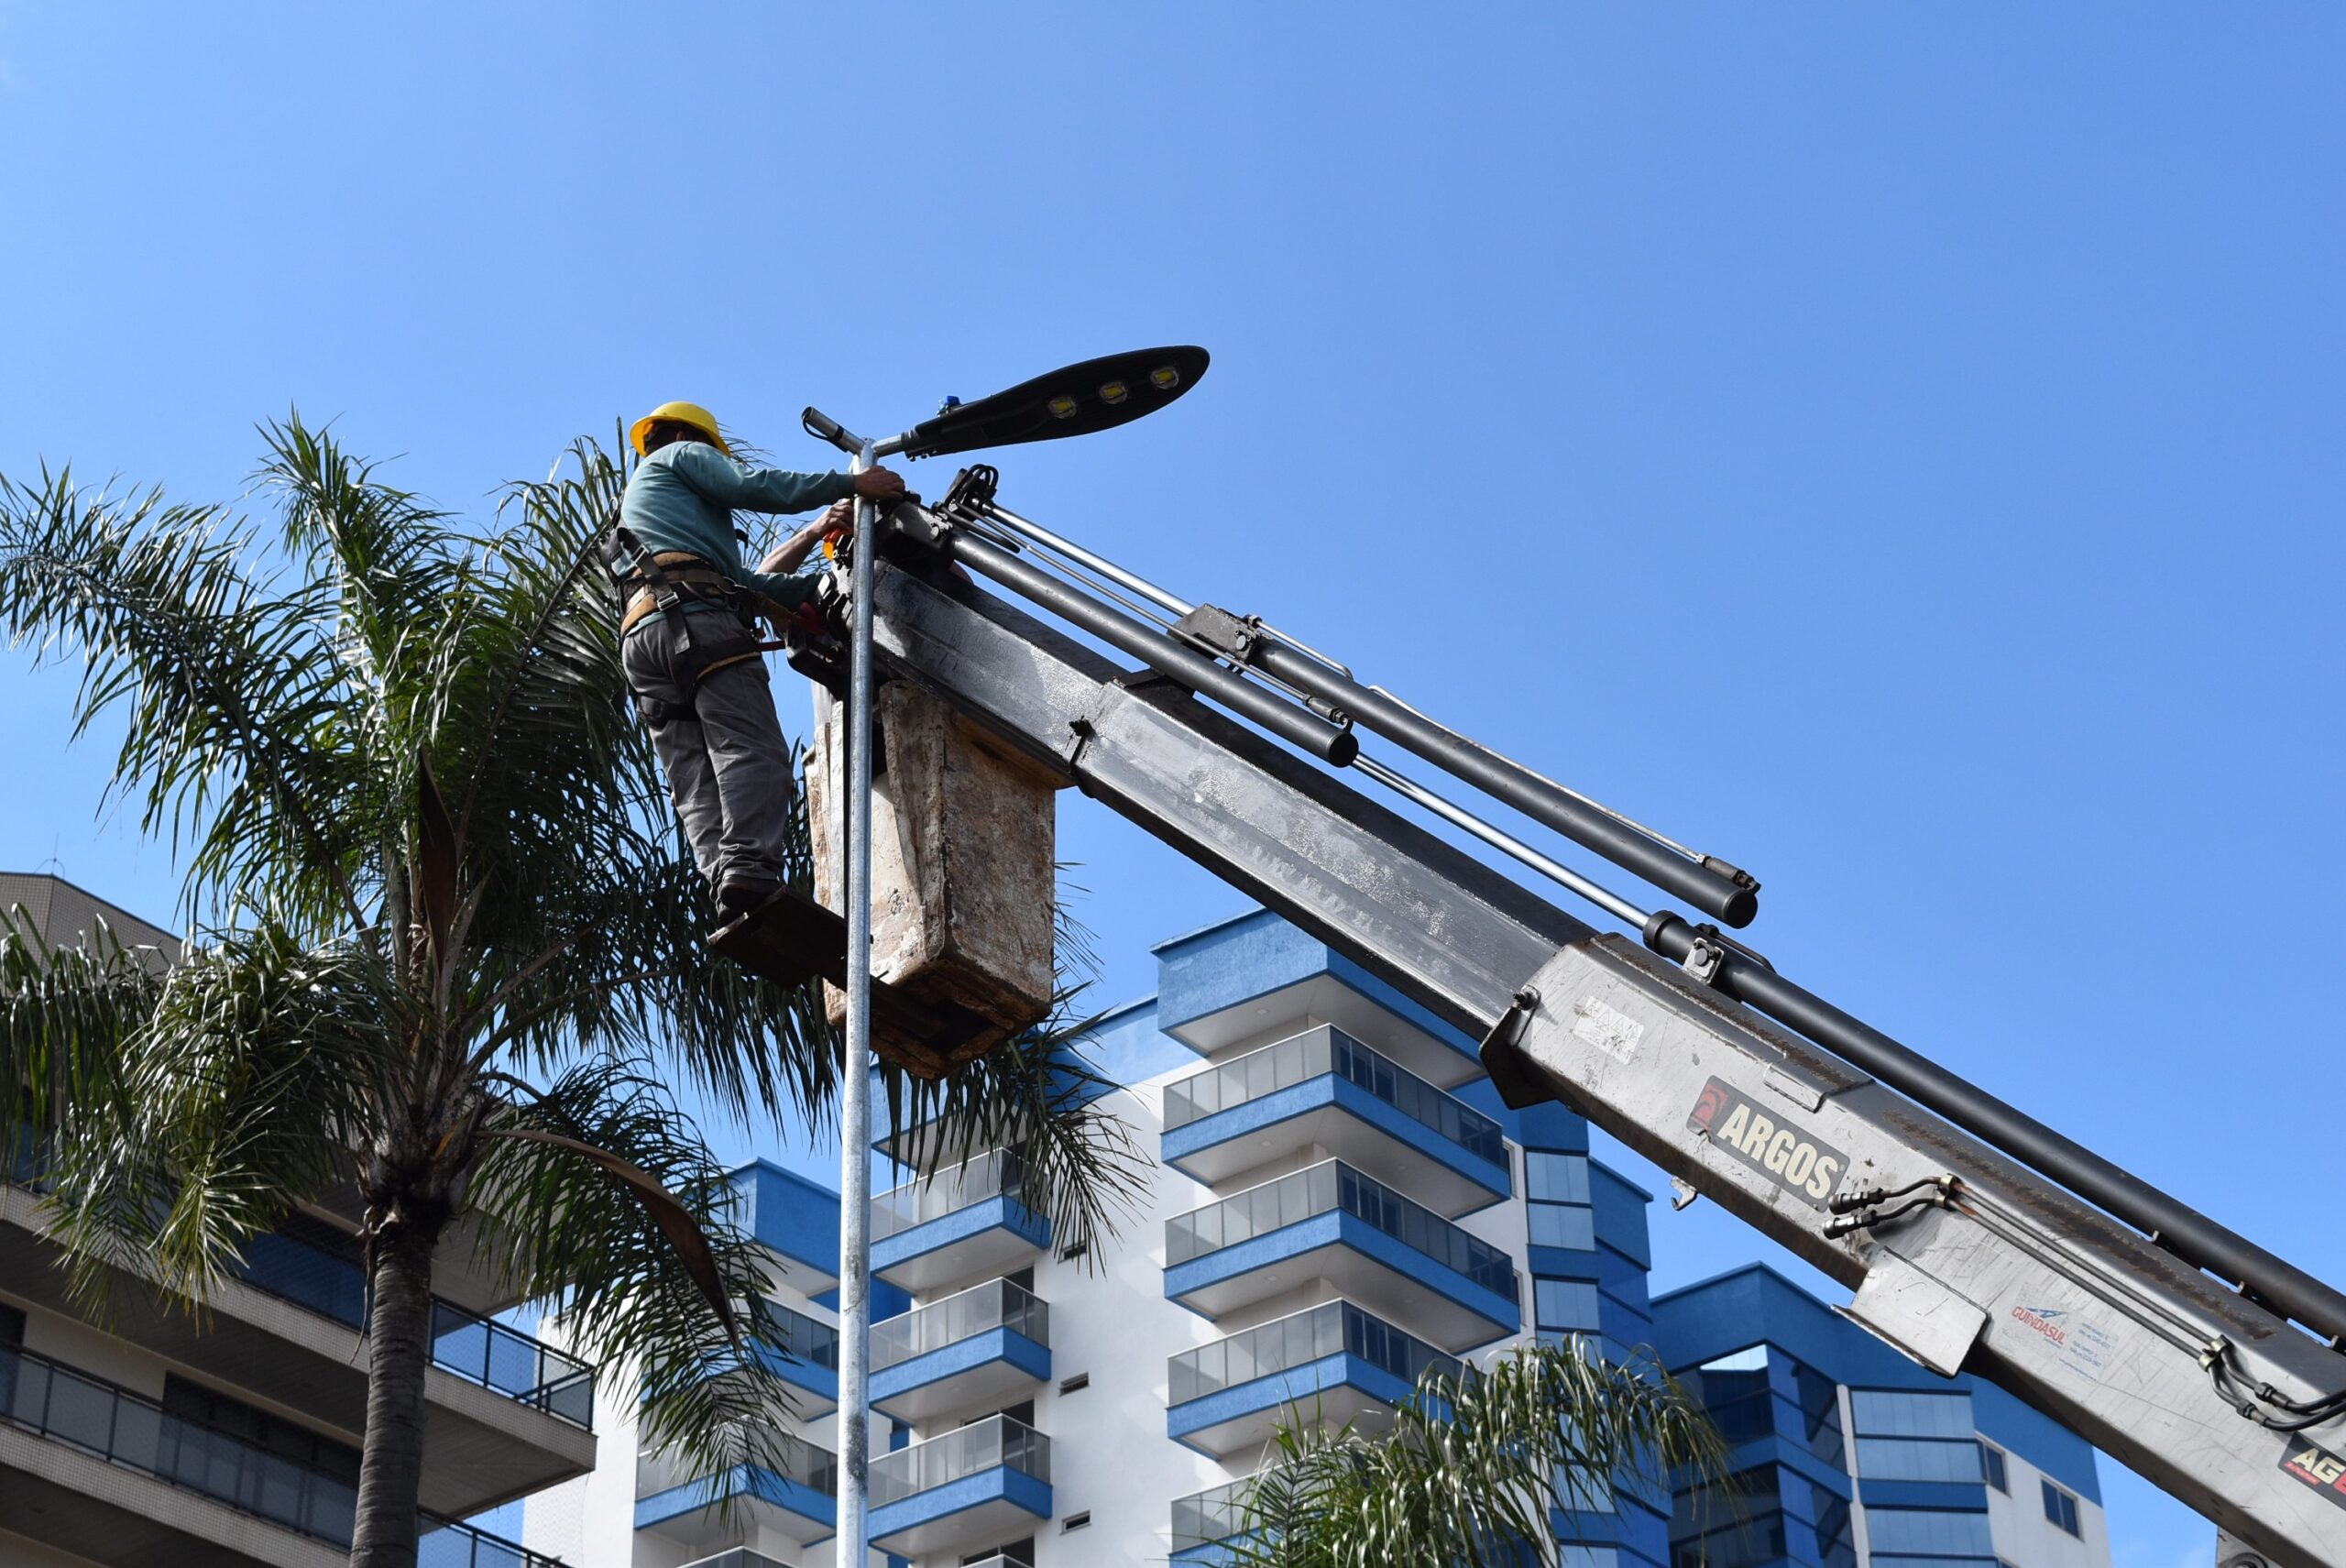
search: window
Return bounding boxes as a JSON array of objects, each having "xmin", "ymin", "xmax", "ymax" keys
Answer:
[
  {"xmin": 1680, "ymin": 1347, "xmax": 1775, "ymax": 1444},
  {"xmin": 1851, "ymin": 1388, "xmax": 1982, "ymax": 1484},
  {"xmin": 1525, "ymin": 1151, "xmax": 1591, "ymax": 1203},
  {"xmin": 1851, "ymin": 1388, "xmax": 1974, "ymax": 1438},
  {"xmin": 1979, "ymin": 1441, "xmax": 2008, "ymax": 1494},
  {"xmin": 1671, "ymin": 1465, "xmax": 1786, "ymax": 1568},
  {"xmin": 2043, "ymin": 1478, "xmax": 2081, "ymax": 1536},
  {"xmin": 1812, "ymin": 1485, "xmax": 1857, "ymax": 1568},
  {"xmin": 161, "ymin": 1376, "xmax": 360, "ymax": 1486},
  {"xmin": 1864, "ymin": 1507, "xmax": 1994, "ymax": 1558},
  {"xmin": 1534, "ymin": 1278, "xmax": 1601, "ymax": 1332},
  {"xmin": 1528, "ymin": 1201, "xmax": 1595, "ymax": 1250}
]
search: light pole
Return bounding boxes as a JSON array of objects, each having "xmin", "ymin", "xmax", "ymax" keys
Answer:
[{"xmin": 798, "ymin": 345, "xmax": 1206, "ymax": 1563}]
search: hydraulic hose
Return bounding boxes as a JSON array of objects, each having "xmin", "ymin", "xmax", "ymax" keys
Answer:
[{"xmin": 1249, "ymin": 641, "xmax": 1759, "ymax": 927}]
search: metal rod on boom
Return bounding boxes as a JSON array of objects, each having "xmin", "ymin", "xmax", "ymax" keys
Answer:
[
  {"xmin": 1245, "ymin": 640, "xmax": 1761, "ymax": 927},
  {"xmin": 835, "ymin": 436, "xmax": 878, "ymax": 1564},
  {"xmin": 1353, "ymin": 754, "xmax": 1654, "ymax": 928},
  {"xmin": 978, "ymin": 501, "xmax": 1198, "ymax": 619},
  {"xmin": 945, "ymin": 529, "xmax": 1360, "ymax": 766}
]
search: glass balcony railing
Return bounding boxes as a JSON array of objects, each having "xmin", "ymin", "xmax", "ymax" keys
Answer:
[
  {"xmin": 1165, "ymin": 1160, "xmax": 1518, "ymax": 1298},
  {"xmin": 1171, "ymin": 1476, "xmax": 1252, "ymax": 1552},
  {"xmin": 757, "ymin": 1299, "xmax": 841, "ymax": 1372},
  {"xmin": 674, "ymin": 1552, "xmax": 790, "ymax": 1568},
  {"xmin": 870, "ymin": 1148, "xmax": 1025, "ymax": 1242},
  {"xmin": 635, "ymin": 1433, "xmax": 839, "ymax": 1502},
  {"xmin": 234, "ymin": 1223, "xmax": 596, "ymax": 1428},
  {"xmin": 1164, "ymin": 1026, "xmax": 1507, "ymax": 1170},
  {"xmin": 872, "ymin": 1277, "xmax": 1049, "ymax": 1372},
  {"xmin": 0, "ymin": 1342, "xmax": 554, "ymax": 1566},
  {"xmin": 869, "ymin": 1413, "xmax": 1051, "ymax": 1508},
  {"xmin": 1168, "ymin": 1299, "xmax": 1462, "ymax": 1408}
]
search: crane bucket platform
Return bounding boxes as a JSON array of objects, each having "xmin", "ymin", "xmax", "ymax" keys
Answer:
[
  {"xmin": 708, "ymin": 886, "xmax": 997, "ymax": 1080},
  {"xmin": 707, "ymin": 667, "xmax": 1061, "ymax": 1081}
]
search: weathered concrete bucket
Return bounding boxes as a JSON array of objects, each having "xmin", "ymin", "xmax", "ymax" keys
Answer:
[{"xmin": 800, "ymin": 680, "xmax": 1060, "ymax": 1079}]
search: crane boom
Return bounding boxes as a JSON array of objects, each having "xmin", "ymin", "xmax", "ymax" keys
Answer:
[{"xmin": 831, "ymin": 496, "xmax": 2346, "ymax": 1568}]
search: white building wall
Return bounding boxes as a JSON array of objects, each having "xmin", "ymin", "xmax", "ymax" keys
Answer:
[
  {"xmin": 885, "ymin": 994, "xmax": 1531, "ymax": 1568},
  {"xmin": 1983, "ymin": 1440, "xmax": 2110, "ymax": 1568}
]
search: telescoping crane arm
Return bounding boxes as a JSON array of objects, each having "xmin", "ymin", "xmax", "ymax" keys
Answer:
[{"xmin": 822, "ymin": 483, "xmax": 2346, "ymax": 1568}]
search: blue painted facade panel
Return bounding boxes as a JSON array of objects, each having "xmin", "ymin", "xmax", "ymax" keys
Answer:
[
  {"xmin": 732, "ymin": 1161, "xmax": 849, "ymax": 1280},
  {"xmin": 1160, "ymin": 1074, "xmax": 1511, "ymax": 1205},
  {"xmin": 634, "ymin": 1464, "xmax": 834, "ymax": 1536},
  {"xmin": 868, "ymin": 1193, "xmax": 1050, "ymax": 1277},
  {"xmin": 1856, "ymin": 1477, "xmax": 1990, "ymax": 1511},
  {"xmin": 1165, "ymin": 1352, "xmax": 1415, "ymax": 1448},
  {"xmin": 867, "ymin": 1464, "xmax": 1051, "ymax": 1547},
  {"xmin": 1152, "ymin": 908, "xmax": 1482, "ymax": 1069},
  {"xmin": 760, "ymin": 1343, "xmax": 838, "ymax": 1407},
  {"xmin": 867, "ymin": 1326, "xmax": 1050, "ymax": 1408},
  {"xmin": 1162, "ymin": 1210, "xmax": 1520, "ymax": 1342}
]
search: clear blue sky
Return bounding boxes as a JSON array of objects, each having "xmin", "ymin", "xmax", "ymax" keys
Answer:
[{"xmin": 3, "ymin": 7, "xmax": 2338, "ymax": 1563}]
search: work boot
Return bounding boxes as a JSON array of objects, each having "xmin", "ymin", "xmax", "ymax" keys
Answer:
[{"xmin": 716, "ymin": 875, "xmax": 782, "ymax": 918}]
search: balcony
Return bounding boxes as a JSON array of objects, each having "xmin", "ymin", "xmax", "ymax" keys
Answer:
[
  {"xmin": 754, "ymin": 1299, "xmax": 840, "ymax": 1417},
  {"xmin": 869, "ymin": 1277, "xmax": 1051, "ymax": 1422},
  {"xmin": 0, "ymin": 1183, "xmax": 594, "ymax": 1516},
  {"xmin": 1168, "ymin": 1299, "xmax": 1461, "ymax": 1456},
  {"xmin": 870, "ymin": 1149, "xmax": 1049, "ymax": 1292},
  {"xmin": 868, "ymin": 1413, "xmax": 1052, "ymax": 1557},
  {"xmin": 633, "ymin": 1435, "xmax": 838, "ymax": 1551},
  {"xmin": 1164, "ymin": 1160, "xmax": 1520, "ymax": 1351},
  {"xmin": 0, "ymin": 1342, "xmax": 555, "ymax": 1568},
  {"xmin": 236, "ymin": 1223, "xmax": 596, "ymax": 1428},
  {"xmin": 1171, "ymin": 1476, "xmax": 1251, "ymax": 1563},
  {"xmin": 1162, "ymin": 1026, "xmax": 1510, "ymax": 1217}
]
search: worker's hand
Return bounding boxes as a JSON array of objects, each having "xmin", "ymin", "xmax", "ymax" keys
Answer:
[
  {"xmin": 852, "ymin": 465, "xmax": 907, "ymax": 503},
  {"xmin": 818, "ymin": 499, "xmax": 856, "ymax": 539}
]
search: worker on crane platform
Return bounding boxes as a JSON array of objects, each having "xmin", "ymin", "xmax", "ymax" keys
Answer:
[{"xmin": 610, "ymin": 400, "xmax": 905, "ymax": 915}]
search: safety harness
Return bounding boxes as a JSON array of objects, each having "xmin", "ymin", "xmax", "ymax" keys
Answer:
[{"xmin": 601, "ymin": 521, "xmax": 772, "ymax": 691}]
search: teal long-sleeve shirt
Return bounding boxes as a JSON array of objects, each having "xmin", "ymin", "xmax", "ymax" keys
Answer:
[{"xmin": 617, "ymin": 441, "xmax": 857, "ymax": 616}]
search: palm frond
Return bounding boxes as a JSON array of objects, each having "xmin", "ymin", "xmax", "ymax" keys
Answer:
[
  {"xmin": 1227, "ymin": 1339, "xmax": 1729, "ymax": 1568},
  {"xmin": 41, "ymin": 920, "xmax": 400, "ymax": 1311},
  {"xmin": 892, "ymin": 991, "xmax": 1149, "ymax": 1273},
  {"xmin": 461, "ymin": 1058, "xmax": 806, "ymax": 1490},
  {"xmin": 0, "ymin": 909, "xmax": 165, "ymax": 1140},
  {"xmin": 0, "ymin": 466, "xmax": 370, "ymax": 938}
]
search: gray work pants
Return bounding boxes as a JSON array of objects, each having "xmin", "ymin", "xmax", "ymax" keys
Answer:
[{"xmin": 621, "ymin": 611, "xmax": 795, "ymax": 892}]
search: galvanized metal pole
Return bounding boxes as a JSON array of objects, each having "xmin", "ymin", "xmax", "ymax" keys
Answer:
[{"xmin": 835, "ymin": 440, "xmax": 878, "ymax": 1564}]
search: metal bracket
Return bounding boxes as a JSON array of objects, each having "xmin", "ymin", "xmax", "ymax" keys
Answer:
[
  {"xmin": 937, "ymin": 464, "xmax": 1001, "ymax": 524},
  {"xmin": 1681, "ymin": 931, "xmax": 1726, "ymax": 985},
  {"xmin": 1837, "ymin": 1250, "xmax": 1990, "ymax": 1377},
  {"xmin": 1478, "ymin": 986, "xmax": 1553, "ymax": 1110},
  {"xmin": 1170, "ymin": 603, "xmax": 1262, "ymax": 663}
]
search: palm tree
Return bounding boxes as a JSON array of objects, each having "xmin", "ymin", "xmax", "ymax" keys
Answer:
[
  {"xmin": 1221, "ymin": 1338, "xmax": 1728, "ymax": 1568},
  {"xmin": 0, "ymin": 418, "xmax": 1143, "ymax": 1568}
]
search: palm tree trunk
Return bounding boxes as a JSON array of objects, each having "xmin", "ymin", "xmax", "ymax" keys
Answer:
[{"xmin": 349, "ymin": 1218, "xmax": 439, "ymax": 1568}]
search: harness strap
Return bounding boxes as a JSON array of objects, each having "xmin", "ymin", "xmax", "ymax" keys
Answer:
[{"xmin": 607, "ymin": 527, "xmax": 776, "ymax": 697}]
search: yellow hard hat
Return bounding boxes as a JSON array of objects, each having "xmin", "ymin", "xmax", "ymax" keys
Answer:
[{"xmin": 630, "ymin": 400, "xmax": 731, "ymax": 457}]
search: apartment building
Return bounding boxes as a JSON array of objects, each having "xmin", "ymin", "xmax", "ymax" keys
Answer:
[
  {"xmin": 1654, "ymin": 1265, "xmax": 2111, "ymax": 1568},
  {"xmin": 1, "ymin": 873, "xmax": 593, "ymax": 1568},
  {"xmin": 526, "ymin": 906, "xmax": 2119, "ymax": 1568},
  {"xmin": 531, "ymin": 908, "xmax": 1666, "ymax": 1568}
]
